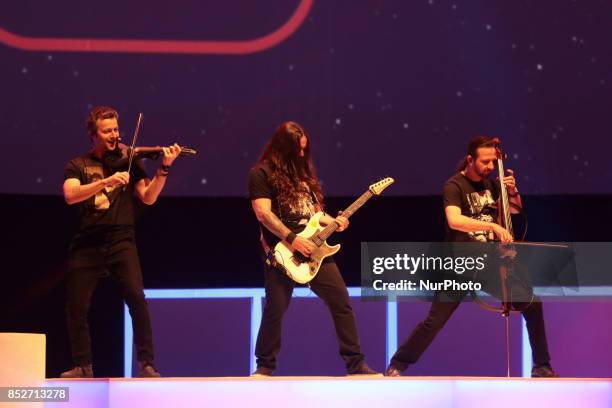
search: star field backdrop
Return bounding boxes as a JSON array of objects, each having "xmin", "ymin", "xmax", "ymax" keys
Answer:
[{"xmin": 1, "ymin": 0, "xmax": 611, "ymax": 196}]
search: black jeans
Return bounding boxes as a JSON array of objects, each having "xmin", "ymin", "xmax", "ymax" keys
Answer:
[
  {"xmin": 255, "ymin": 260, "xmax": 365, "ymax": 373},
  {"xmin": 66, "ymin": 228, "xmax": 154, "ymax": 366},
  {"xmin": 390, "ymin": 291, "xmax": 551, "ymax": 371}
]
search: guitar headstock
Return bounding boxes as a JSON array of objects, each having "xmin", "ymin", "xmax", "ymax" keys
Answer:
[{"xmin": 369, "ymin": 177, "xmax": 394, "ymax": 196}]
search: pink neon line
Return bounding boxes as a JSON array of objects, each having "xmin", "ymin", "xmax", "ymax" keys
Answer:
[{"xmin": 0, "ymin": 0, "xmax": 313, "ymax": 54}]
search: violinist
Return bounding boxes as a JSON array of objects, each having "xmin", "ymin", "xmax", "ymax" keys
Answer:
[
  {"xmin": 385, "ymin": 136, "xmax": 558, "ymax": 378},
  {"xmin": 60, "ymin": 106, "xmax": 180, "ymax": 378}
]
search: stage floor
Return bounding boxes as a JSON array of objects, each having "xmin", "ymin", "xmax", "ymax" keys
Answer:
[{"xmin": 44, "ymin": 376, "xmax": 612, "ymax": 408}]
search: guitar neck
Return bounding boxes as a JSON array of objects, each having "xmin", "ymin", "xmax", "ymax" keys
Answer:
[{"xmin": 318, "ymin": 190, "xmax": 374, "ymax": 241}]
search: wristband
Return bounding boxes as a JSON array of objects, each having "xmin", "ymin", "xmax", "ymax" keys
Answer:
[
  {"xmin": 286, "ymin": 232, "xmax": 297, "ymax": 244},
  {"xmin": 160, "ymin": 164, "xmax": 171, "ymax": 172}
]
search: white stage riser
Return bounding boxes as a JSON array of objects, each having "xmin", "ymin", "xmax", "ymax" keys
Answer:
[{"xmin": 45, "ymin": 377, "xmax": 612, "ymax": 408}]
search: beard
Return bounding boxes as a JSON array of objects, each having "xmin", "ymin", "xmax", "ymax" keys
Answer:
[
  {"xmin": 481, "ymin": 170, "xmax": 492, "ymax": 178},
  {"xmin": 476, "ymin": 166, "xmax": 493, "ymax": 179}
]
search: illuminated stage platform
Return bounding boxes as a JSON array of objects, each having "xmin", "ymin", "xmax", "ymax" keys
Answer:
[{"xmin": 46, "ymin": 377, "xmax": 612, "ymax": 408}]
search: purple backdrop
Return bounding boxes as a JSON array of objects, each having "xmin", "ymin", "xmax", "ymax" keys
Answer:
[{"xmin": 2, "ymin": 0, "xmax": 611, "ymax": 195}]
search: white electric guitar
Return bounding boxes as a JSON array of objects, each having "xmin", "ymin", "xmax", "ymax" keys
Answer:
[{"xmin": 272, "ymin": 177, "xmax": 394, "ymax": 284}]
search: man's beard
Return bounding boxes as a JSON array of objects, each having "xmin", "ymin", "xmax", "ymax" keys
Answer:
[{"xmin": 477, "ymin": 167, "xmax": 492, "ymax": 179}]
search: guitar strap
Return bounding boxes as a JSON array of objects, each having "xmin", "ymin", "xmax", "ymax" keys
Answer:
[
  {"xmin": 258, "ymin": 164, "xmax": 288, "ymax": 267},
  {"xmin": 259, "ymin": 229, "xmax": 276, "ymax": 267}
]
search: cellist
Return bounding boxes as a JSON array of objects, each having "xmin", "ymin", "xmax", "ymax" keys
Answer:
[{"xmin": 385, "ymin": 136, "xmax": 558, "ymax": 378}]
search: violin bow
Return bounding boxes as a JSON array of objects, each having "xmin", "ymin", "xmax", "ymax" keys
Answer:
[{"xmin": 126, "ymin": 112, "xmax": 143, "ymax": 175}]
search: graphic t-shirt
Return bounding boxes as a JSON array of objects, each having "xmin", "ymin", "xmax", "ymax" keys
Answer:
[
  {"xmin": 64, "ymin": 152, "xmax": 148, "ymax": 233},
  {"xmin": 443, "ymin": 172, "xmax": 499, "ymax": 242},
  {"xmin": 248, "ymin": 163, "xmax": 317, "ymax": 247}
]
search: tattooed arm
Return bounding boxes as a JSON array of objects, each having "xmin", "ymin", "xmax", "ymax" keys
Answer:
[
  {"xmin": 251, "ymin": 198, "xmax": 292, "ymax": 239},
  {"xmin": 251, "ymin": 198, "xmax": 316, "ymax": 256}
]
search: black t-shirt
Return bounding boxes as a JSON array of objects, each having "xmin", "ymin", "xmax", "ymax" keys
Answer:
[
  {"xmin": 64, "ymin": 153, "xmax": 148, "ymax": 234},
  {"xmin": 248, "ymin": 163, "xmax": 317, "ymax": 247},
  {"xmin": 443, "ymin": 172, "xmax": 499, "ymax": 242}
]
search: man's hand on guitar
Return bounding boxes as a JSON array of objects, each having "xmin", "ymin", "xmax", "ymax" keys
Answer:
[
  {"xmin": 291, "ymin": 236, "xmax": 317, "ymax": 257},
  {"xmin": 335, "ymin": 211, "xmax": 349, "ymax": 232}
]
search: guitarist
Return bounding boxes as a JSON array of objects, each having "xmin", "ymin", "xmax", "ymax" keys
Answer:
[
  {"xmin": 385, "ymin": 136, "xmax": 558, "ymax": 378},
  {"xmin": 248, "ymin": 121, "xmax": 377, "ymax": 376}
]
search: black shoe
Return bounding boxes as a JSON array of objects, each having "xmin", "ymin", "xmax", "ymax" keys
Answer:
[
  {"xmin": 251, "ymin": 366, "xmax": 274, "ymax": 377},
  {"xmin": 348, "ymin": 362, "xmax": 381, "ymax": 376},
  {"xmin": 60, "ymin": 364, "xmax": 93, "ymax": 378},
  {"xmin": 384, "ymin": 365, "xmax": 402, "ymax": 377},
  {"xmin": 531, "ymin": 364, "xmax": 559, "ymax": 378},
  {"xmin": 138, "ymin": 361, "xmax": 161, "ymax": 378}
]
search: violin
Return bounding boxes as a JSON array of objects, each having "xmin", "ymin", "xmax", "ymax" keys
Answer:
[
  {"xmin": 103, "ymin": 143, "xmax": 197, "ymax": 171},
  {"xmin": 102, "ymin": 112, "xmax": 197, "ymax": 172},
  {"xmin": 130, "ymin": 145, "xmax": 196, "ymax": 160}
]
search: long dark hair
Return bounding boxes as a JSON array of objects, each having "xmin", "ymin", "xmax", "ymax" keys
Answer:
[{"xmin": 257, "ymin": 121, "xmax": 323, "ymax": 211}]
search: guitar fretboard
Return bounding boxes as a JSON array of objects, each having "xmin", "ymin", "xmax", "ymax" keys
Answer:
[{"xmin": 312, "ymin": 190, "xmax": 374, "ymax": 245}]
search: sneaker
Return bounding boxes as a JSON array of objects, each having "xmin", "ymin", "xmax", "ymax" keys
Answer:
[
  {"xmin": 384, "ymin": 365, "xmax": 402, "ymax": 377},
  {"xmin": 60, "ymin": 364, "xmax": 93, "ymax": 378},
  {"xmin": 348, "ymin": 362, "xmax": 381, "ymax": 376},
  {"xmin": 138, "ymin": 361, "xmax": 161, "ymax": 378},
  {"xmin": 531, "ymin": 364, "xmax": 559, "ymax": 378},
  {"xmin": 251, "ymin": 366, "xmax": 274, "ymax": 377}
]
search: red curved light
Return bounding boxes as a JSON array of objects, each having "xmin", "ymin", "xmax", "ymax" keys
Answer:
[{"xmin": 0, "ymin": 0, "xmax": 313, "ymax": 55}]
